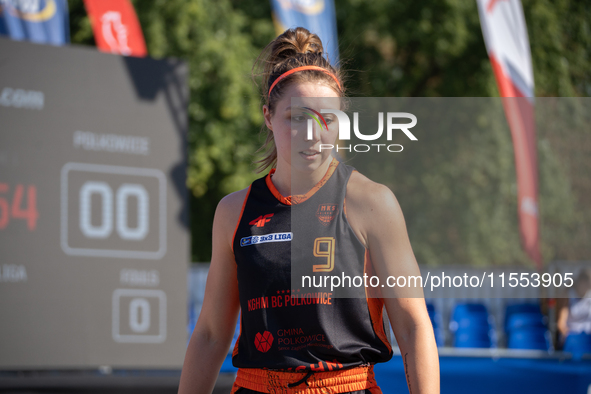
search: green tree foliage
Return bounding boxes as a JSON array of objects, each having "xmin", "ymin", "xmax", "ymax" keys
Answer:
[{"xmin": 68, "ymin": 0, "xmax": 590, "ymax": 266}]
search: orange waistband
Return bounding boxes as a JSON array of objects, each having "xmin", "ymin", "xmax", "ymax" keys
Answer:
[{"xmin": 231, "ymin": 365, "xmax": 382, "ymax": 394}]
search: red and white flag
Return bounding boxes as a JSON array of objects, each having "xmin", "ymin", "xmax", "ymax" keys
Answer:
[
  {"xmin": 84, "ymin": 0, "xmax": 147, "ymax": 57},
  {"xmin": 477, "ymin": 0, "xmax": 542, "ymax": 268}
]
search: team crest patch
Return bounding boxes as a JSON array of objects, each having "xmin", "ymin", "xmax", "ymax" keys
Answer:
[{"xmin": 316, "ymin": 204, "xmax": 338, "ymax": 226}]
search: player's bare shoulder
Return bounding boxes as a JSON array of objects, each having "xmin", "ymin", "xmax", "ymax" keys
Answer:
[
  {"xmin": 346, "ymin": 170, "xmax": 400, "ymax": 215},
  {"xmin": 214, "ymin": 187, "xmax": 250, "ymax": 240},
  {"xmin": 345, "ymin": 170, "xmax": 405, "ymax": 246}
]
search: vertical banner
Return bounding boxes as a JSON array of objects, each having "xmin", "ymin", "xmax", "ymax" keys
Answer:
[
  {"xmin": 270, "ymin": 0, "xmax": 339, "ymax": 65},
  {"xmin": 0, "ymin": 0, "xmax": 69, "ymax": 45},
  {"xmin": 83, "ymin": 0, "xmax": 147, "ymax": 57},
  {"xmin": 477, "ymin": 0, "xmax": 542, "ymax": 268}
]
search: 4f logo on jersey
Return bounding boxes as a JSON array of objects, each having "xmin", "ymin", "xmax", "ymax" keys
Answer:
[
  {"xmin": 249, "ymin": 213, "xmax": 274, "ymax": 227},
  {"xmin": 316, "ymin": 204, "xmax": 337, "ymax": 226}
]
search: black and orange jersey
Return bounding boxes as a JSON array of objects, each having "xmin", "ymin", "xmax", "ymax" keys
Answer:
[{"xmin": 231, "ymin": 159, "xmax": 392, "ymax": 372}]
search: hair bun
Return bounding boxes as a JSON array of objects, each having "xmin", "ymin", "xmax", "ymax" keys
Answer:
[{"xmin": 270, "ymin": 27, "xmax": 324, "ymax": 63}]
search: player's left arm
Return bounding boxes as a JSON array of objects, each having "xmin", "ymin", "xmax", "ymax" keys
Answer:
[{"xmin": 346, "ymin": 173, "xmax": 439, "ymax": 394}]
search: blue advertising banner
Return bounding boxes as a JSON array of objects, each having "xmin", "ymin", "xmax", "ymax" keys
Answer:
[
  {"xmin": 0, "ymin": 0, "xmax": 69, "ymax": 45},
  {"xmin": 270, "ymin": 0, "xmax": 339, "ymax": 65}
]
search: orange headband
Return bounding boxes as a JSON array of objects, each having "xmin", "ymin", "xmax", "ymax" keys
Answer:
[{"xmin": 268, "ymin": 65, "xmax": 342, "ymax": 97}]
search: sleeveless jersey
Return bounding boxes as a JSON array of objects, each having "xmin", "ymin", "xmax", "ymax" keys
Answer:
[{"xmin": 232, "ymin": 159, "xmax": 392, "ymax": 371}]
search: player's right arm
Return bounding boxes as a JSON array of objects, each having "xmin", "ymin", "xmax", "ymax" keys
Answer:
[{"xmin": 177, "ymin": 188, "xmax": 248, "ymax": 394}]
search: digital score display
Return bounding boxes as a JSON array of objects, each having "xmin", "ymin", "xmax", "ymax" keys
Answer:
[
  {"xmin": 61, "ymin": 163, "xmax": 167, "ymax": 259},
  {"xmin": 0, "ymin": 38, "xmax": 189, "ymax": 369}
]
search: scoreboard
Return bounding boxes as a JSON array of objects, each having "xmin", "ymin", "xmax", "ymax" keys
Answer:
[{"xmin": 0, "ymin": 38, "xmax": 189, "ymax": 368}]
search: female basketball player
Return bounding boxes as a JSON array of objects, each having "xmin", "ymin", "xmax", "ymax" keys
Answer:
[{"xmin": 178, "ymin": 27, "xmax": 439, "ymax": 394}]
